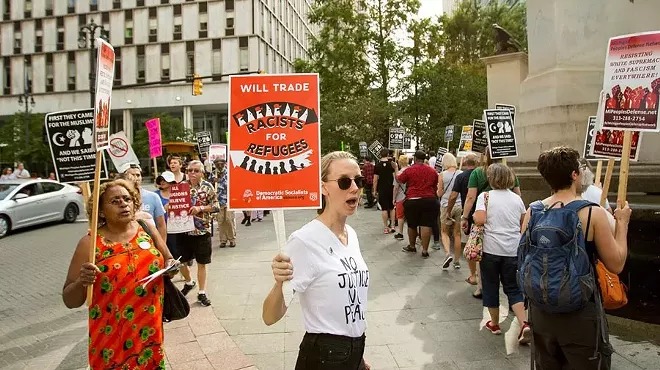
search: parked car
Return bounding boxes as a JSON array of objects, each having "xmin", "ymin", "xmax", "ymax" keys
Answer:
[{"xmin": 0, "ymin": 179, "xmax": 85, "ymax": 238}]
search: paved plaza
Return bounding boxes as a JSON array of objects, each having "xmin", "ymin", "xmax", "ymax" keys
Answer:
[{"xmin": 0, "ymin": 208, "xmax": 658, "ymax": 369}]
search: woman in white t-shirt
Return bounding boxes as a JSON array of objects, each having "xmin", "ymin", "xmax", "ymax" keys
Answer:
[
  {"xmin": 472, "ymin": 163, "xmax": 530, "ymax": 344},
  {"xmin": 263, "ymin": 151, "xmax": 370, "ymax": 370}
]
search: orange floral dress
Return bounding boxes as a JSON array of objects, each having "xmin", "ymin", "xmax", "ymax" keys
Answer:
[{"xmin": 88, "ymin": 225, "xmax": 165, "ymax": 370}]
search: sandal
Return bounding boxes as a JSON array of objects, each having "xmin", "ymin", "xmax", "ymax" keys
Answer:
[
  {"xmin": 465, "ymin": 276, "xmax": 478, "ymax": 286},
  {"xmin": 402, "ymin": 245, "xmax": 417, "ymax": 253}
]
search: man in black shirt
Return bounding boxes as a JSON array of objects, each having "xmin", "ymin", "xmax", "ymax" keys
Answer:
[
  {"xmin": 373, "ymin": 148, "xmax": 397, "ymax": 233},
  {"xmin": 445, "ymin": 153, "xmax": 480, "ymax": 295}
]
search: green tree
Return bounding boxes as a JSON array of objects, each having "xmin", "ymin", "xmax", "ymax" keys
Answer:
[
  {"xmin": 132, "ymin": 113, "xmax": 194, "ymax": 171},
  {"xmin": 0, "ymin": 112, "xmax": 52, "ymax": 176}
]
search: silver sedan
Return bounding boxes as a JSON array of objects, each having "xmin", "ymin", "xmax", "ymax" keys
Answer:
[{"xmin": 0, "ymin": 179, "xmax": 85, "ymax": 238}]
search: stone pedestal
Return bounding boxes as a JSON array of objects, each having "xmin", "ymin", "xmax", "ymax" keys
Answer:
[
  {"xmin": 482, "ymin": 52, "xmax": 528, "ymax": 110},
  {"xmin": 513, "ymin": 0, "xmax": 660, "ymax": 163}
]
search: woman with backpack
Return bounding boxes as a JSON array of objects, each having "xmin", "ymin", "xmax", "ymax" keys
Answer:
[
  {"xmin": 520, "ymin": 147, "xmax": 631, "ymax": 370},
  {"xmin": 472, "ymin": 163, "xmax": 531, "ymax": 344},
  {"xmin": 437, "ymin": 153, "xmax": 463, "ymax": 269}
]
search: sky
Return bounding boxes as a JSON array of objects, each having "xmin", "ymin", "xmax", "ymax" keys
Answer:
[{"xmin": 418, "ymin": 0, "xmax": 444, "ymax": 20}]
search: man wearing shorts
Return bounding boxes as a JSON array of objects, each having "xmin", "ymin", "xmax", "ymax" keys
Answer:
[
  {"xmin": 397, "ymin": 151, "xmax": 439, "ymax": 258},
  {"xmin": 179, "ymin": 160, "xmax": 219, "ymax": 306},
  {"xmin": 373, "ymin": 148, "xmax": 397, "ymax": 234}
]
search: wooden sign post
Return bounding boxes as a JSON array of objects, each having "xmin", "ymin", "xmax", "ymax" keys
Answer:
[
  {"xmin": 600, "ymin": 159, "xmax": 615, "ymax": 207},
  {"xmin": 86, "ymin": 155, "xmax": 103, "ymax": 305},
  {"xmin": 617, "ymin": 131, "xmax": 633, "ymax": 204},
  {"xmin": 595, "ymin": 160, "xmax": 603, "ymax": 186}
]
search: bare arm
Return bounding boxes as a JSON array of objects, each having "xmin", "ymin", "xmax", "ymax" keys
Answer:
[
  {"xmin": 372, "ymin": 174, "xmax": 379, "ymax": 194},
  {"xmin": 262, "ymin": 254, "xmax": 292, "ymax": 325},
  {"xmin": 513, "ymin": 186, "xmax": 521, "ymax": 196},
  {"xmin": 446, "ymin": 191, "xmax": 459, "ymax": 214},
  {"xmin": 145, "ymin": 220, "xmax": 173, "ymax": 261},
  {"xmin": 62, "ymin": 235, "xmax": 98, "ymax": 309},
  {"xmin": 473, "ymin": 210, "xmax": 486, "ymax": 225},
  {"xmin": 437, "ymin": 174, "xmax": 445, "ymax": 198},
  {"xmin": 591, "ymin": 204, "xmax": 629, "ymax": 274},
  {"xmin": 462, "ymin": 187, "xmax": 478, "ymax": 219},
  {"xmin": 155, "ymin": 216, "xmax": 167, "ymax": 243}
]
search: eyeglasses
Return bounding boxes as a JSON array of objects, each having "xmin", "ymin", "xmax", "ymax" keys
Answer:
[
  {"xmin": 187, "ymin": 168, "xmax": 202, "ymax": 173},
  {"xmin": 326, "ymin": 176, "xmax": 365, "ymax": 190}
]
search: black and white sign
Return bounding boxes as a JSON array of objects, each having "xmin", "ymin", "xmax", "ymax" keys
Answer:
[
  {"xmin": 444, "ymin": 125, "xmax": 454, "ymax": 143},
  {"xmin": 368, "ymin": 140, "xmax": 384, "ymax": 158},
  {"xmin": 471, "ymin": 119, "xmax": 488, "ymax": 154},
  {"xmin": 403, "ymin": 135, "xmax": 412, "ymax": 150},
  {"xmin": 196, "ymin": 131, "xmax": 212, "ymax": 155},
  {"xmin": 434, "ymin": 147, "xmax": 448, "ymax": 172},
  {"xmin": 484, "ymin": 109, "xmax": 518, "ymax": 159},
  {"xmin": 495, "ymin": 104, "xmax": 516, "ymax": 126},
  {"xmin": 388, "ymin": 127, "xmax": 405, "ymax": 150},
  {"xmin": 358, "ymin": 141, "xmax": 368, "ymax": 158},
  {"xmin": 45, "ymin": 108, "xmax": 108, "ymax": 183},
  {"xmin": 584, "ymin": 116, "xmax": 598, "ymax": 160}
]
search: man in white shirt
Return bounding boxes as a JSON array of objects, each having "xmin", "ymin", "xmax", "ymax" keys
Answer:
[{"xmin": 13, "ymin": 162, "xmax": 30, "ymax": 179}]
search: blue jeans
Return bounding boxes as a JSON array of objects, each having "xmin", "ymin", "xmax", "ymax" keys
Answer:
[{"xmin": 480, "ymin": 252, "xmax": 524, "ymax": 308}]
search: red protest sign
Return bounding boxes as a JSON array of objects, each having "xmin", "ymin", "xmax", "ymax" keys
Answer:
[{"xmin": 167, "ymin": 183, "xmax": 195, "ymax": 234}]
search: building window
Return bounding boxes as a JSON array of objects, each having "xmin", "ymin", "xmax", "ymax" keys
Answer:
[
  {"xmin": 173, "ymin": 4, "xmax": 181, "ymax": 15},
  {"xmin": 239, "ymin": 36, "xmax": 249, "ymax": 72},
  {"xmin": 78, "ymin": 14, "xmax": 86, "ymax": 26},
  {"xmin": 67, "ymin": 52, "xmax": 76, "ymax": 91},
  {"xmin": 137, "ymin": 46, "xmax": 145, "ymax": 83},
  {"xmin": 3, "ymin": 57, "xmax": 10, "ymax": 94},
  {"xmin": 114, "ymin": 48, "xmax": 121, "ymax": 85},
  {"xmin": 149, "ymin": 18, "xmax": 157, "ymax": 42},
  {"xmin": 137, "ymin": 0, "xmax": 144, "ymax": 6},
  {"xmin": 212, "ymin": 39, "xmax": 221, "ymax": 81},
  {"xmin": 148, "ymin": 7, "xmax": 156, "ymax": 17},
  {"xmin": 125, "ymin": 20, "xmax": 133, "ymax": 44},
  {"xmin": 226, "ymin": 17, "xmax": 234, "ymax": 36},
  {"xmin": 173, "ymin": 16, "xmax": 182, "ymax": 40},
  {"xmin": 3, "ymin": 0, "xmax": 9, "ymax": 20},
  {"xmin": 35, "ymin": 31, "xmax": 43, "ymax": 53},
  {"xmin": 13, "ymin": 32, "xmax": 21, "ymax": 54},
  {"xmin": 68, "ymin": 0, "xmax": 75, "ymax": 14},
  {"xmin": 161, "ymin": 44, "xmax": 170, "ymax": 81},
  {"xmin": 113, "ymin": 0, "xmax": 120, "ymax": 10},
  {"xmin": 46, "ymin": 54, "xmax": 54, "ymax": 92},
  {"xmin": 186, "ymin": 41, "xmax": 194, "ymax": 76},
  {"xmin": 199, "ymin": 13, "xmax": 208, "ymax": 38},
  {"xmin": 24, "ymin": 0, "xmax": 32, "ymax": 18},
  {"xmin": 101, "ymin": 11, "xmax": 109, "ymax": 23},
  {"xmin": 161, "ymin": 0, "xmax": 168, "ymax": 4},
  {"xmin": 199, "ymin": 2, "xmax": 207, "ymax": 13},
  {"xmin": 90, "ymin": 0, "xmax": 97, "ymax": 11},
  {"xmin": 226, "ymin": 0, "xmax": 234, "ymax": 12},
  {"xmin": 45, "ymin": 0, "xmax": 53, "ymax": 16},
  {"xmin": 25, "ymin": 56, "xmax": 32, "ymax": 93}
]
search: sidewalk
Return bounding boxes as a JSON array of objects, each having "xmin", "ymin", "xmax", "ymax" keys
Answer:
[{"xmin": 163, "ymin": 209, "xmax": 657, "ymax": 370}]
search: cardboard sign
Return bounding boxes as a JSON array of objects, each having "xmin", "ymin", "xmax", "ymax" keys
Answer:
[
  {"xmin": 208, "ymin": 144, "xmax": 227, "ymax": 162},
  {"xmin": 458, "ymin": 125, "xmax": 474, "ymax": 157},
  {"xmin": 227, "ymin": 73, "xmax": 322, "ymax": 210},
  {"xmin": 145, "ymin": 118, "xmax": 162, "ymax": 158},
  {"xmin": 93, "ymin": 38, "xmax": 115, "ymax": 151},
  {"xmin": 107, "ymin": 131, "xmax": 140, "ymax": 171},
  {"xmin": 368, "ymin": 140, "xmax": 384, "ymax": 158},
  {"xmin": 196, "ymin": 131, "xmax": 212, "ymax": 155},
  {"xmin": 444, "ymin": 125, "xmax": 454, "ymax": 142},
  {"xmin": 585, "ymin": 116, "xmax": 642, "ymax": 161},
  {"xmin": 435, "ymin": 147, "xmax": 448, "ymax": 172},
  {"xmin": 403, "ymin": 135, "xmax": 412, "ymax": 150},
  {"xmin": 358, "ymin": 141, "xmax": 368, "ymax": 158},
  {"xmin": 601, "ymin": 31, "xmax": 660, "ymax": 132},
  {"xmin": 389, "ymin": 127, "xmax": 405, "ymax": 150},
  {"xmin": 167, "ymin": 183, "xmax": 195, "ymax": 234},
  {"xmin": 495, "ymin": 104, "xmax": 516, "ymax": 126},
  {"xmin": 484, "ymin": 109, "xmax": 518, "ymax": 159},
  {"xmin": 44, "ymin": 108, "xmax": 108, "ymax": 183},
  {"xmin": 471, "ymin": 119, "xmax": 488, "ymax": 154}
]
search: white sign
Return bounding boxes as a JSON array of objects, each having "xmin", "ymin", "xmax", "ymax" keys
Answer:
[
  {"xmin": 94, "ymin": 38, "xmax": 115, "ymax": 151},
  {"xmin": 106, "ymin": 131, "xmax": 140, "ymax": 171},
  {"xmin": 208, "ymin": 144, "xmax": 227, "ymax": 162}
]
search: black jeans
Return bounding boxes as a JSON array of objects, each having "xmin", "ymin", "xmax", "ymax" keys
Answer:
[
  {"xmin": 295, "ymin": 333, "xmax": 366, "ymax": 370},
  {"xmin": 364, "ymin": 184, "xmax": 375, "ymax": 206}
]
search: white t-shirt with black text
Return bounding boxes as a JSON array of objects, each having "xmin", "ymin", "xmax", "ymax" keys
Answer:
[
  {"xmin": 286, "ymin": 219, "xmax": 369, "ymax": 338},
  {"xmin": 476, "ymin": 189, "xmax": 525, "ymax": 257}
]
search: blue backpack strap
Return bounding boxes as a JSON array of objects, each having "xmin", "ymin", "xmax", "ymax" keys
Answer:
[{"xmin": 562, "ymin": 199, "xmax": 599, "ymax": 212}]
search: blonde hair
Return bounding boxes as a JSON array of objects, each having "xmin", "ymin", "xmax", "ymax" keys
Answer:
[
  {"xmin": 486, "ymin": 163, "xmax": 515, "ymax": 190},
  {"xmin": 88, "ymin": 179, "xmax": 142, "ymax": 226},
  {"xmin": 441, "ymin": 153, "xmax": 458, "ymax": 170},
  {"xmin": 397, "ymin": 154, "xmax": 408, "ymax": 169},
  {"xmin": 319, "ymin": 151, "xmax": 357, "ymax": 215}
]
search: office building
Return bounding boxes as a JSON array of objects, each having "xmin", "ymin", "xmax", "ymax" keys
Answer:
[{"xmin": 0, "ymin": 0, "xmax": 315, "ymax": 145}]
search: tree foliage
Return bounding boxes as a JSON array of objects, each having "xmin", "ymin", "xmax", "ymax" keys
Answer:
[
  {"xmin": 0, "ymin": 113, "xmax": 52, "ymax": 176},
  {"xmin": 132, "ymin": 113, "xmax": 194, "ymax": 171}
]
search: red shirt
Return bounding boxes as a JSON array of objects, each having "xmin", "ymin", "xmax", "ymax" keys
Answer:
[
  {"xmin": 397, "ymin": 163, "xmax": 438, "ymax": 199},
  {"xmin": 362, "ymin": 161, "xmax": 375, "ymax": 185}
]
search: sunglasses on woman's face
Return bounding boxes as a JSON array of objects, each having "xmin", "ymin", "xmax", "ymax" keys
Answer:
[{"xmin": 327, "ymin": 176, "xmax": 365, "ymax": 190}]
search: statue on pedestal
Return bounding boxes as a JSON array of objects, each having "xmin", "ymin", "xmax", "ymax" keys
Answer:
[{"xmin": 492, "ymin": 24, "xmax": 524, "ymax": 55}]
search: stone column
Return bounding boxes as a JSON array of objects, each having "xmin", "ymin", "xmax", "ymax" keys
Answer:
[
  {"xmin": 515, "ymin": 0, "xmax": 660, "ymax": 163},
  {"xmin": 122, "ymin": 109, "xmax": 133, "ymax": 143},
  {"xmin": 482, "ymin": 52, "xmax": 528, "ymax": 110},
  {"xmin": 183, "ymin": 106, "xmax": 194, "ymax": 131}
]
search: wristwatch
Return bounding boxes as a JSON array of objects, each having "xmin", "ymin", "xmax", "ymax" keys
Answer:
[{"xmin": 460, "ymin": 215, "xmax": 468, "ymax": 220}]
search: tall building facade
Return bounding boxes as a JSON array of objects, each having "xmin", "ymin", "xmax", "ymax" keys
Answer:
[{"xmin": 0, "ymin": 0, "xmax": 315, "ymax": 145}]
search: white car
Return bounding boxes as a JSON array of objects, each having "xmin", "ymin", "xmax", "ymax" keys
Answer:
[{"xmin": 0, "ymin": 179, "xmax": 85, "ymax": 238}]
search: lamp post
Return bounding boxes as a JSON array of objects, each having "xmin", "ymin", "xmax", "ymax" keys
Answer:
[
  {"xmin": 78, "ymin": 20, "xmax": 109, "ymax": 108},
  {"xmin": 18, "ymin": 59, "xmax": 35, "ymax": 149}
]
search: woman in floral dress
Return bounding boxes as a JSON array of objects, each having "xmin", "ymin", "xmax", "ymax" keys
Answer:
[{"xmin": 63, "ymin": 179, "xmax": 176, "ymax": 369}]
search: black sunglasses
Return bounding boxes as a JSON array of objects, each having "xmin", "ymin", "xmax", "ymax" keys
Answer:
[{"xmin": 327, "ymin": 176, "xmax": 365, "ymax": 190}]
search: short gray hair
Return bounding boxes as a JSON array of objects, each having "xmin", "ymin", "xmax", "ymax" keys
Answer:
[{"xmin": 188, "ymin": 160, "xmax": 203, "ymax": 169}]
